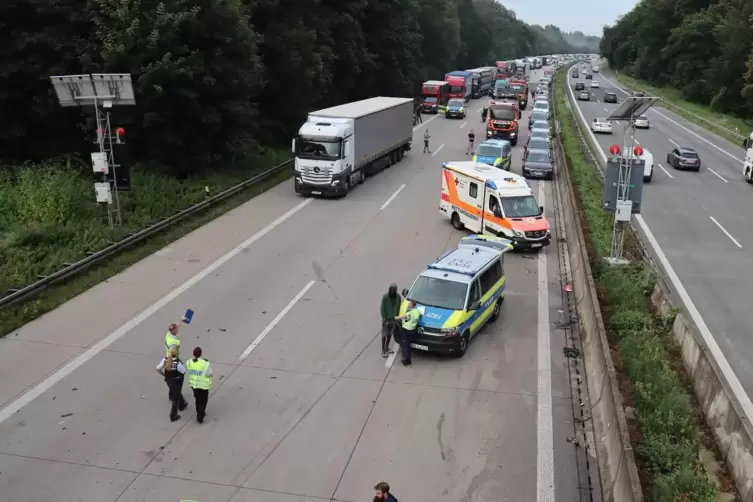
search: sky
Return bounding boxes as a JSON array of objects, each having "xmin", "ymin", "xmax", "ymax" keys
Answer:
[{"xmin": 497, "ymin": 0, "xmax": 640, "ymax": 36}]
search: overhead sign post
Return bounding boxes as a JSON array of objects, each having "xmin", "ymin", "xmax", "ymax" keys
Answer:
[
  {"xmin": 603, "ymin": 95, "xmax": 658, "ymax": 266},
  {"xmin": 50, "ymin": 74, "xmax": 136, "ymax": 227}
]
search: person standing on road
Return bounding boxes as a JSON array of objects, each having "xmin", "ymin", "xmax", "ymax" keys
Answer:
[
  {"xmin": 466, "ymin": 129, "xmax": 476, "ymax": 155},
  {"xmin": 423, "ymin": 129, "xmax": 431, "ymax": 154},
  {"xmin": 395, "ymin": 299, "xmax": 420, "ymax": 366},
  {"xmin": 164, "ymin": 319, "xmax": 185, "ymax": 358},
  {"xmin": 157, "ymin": 346, "xmax": 188, "ymax": 422},
  {"xmin": 416, "ymin": 104, "xmax": 423, "ymax": 123},
  {"xmin": 380, "ymin": 283, "xmax": 401, "ymax": 358},
  {"xmin": 374, "ymin": 482, "xmax": 398, "ymax": 502},
  {"xmin": 186, "ymin": 347, "xmax": 213, "ymax": 424}
]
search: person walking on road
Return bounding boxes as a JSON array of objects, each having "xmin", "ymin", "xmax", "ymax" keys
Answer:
[
  {"xmin": 164, "ymin": 318, "xmax": 186, "ymax": 358},
  {"xmin": 395, "ymin": 299, "xmax": 420, "ymax": 366},
  {"xmin": 186, "ymin": 347, "xmax": 213, "ymax": 424},
  {"xmin": 374, "ymin": 482, "xmax": 398, "ymax": 502},
  {"xmin": 380, "ymin": 283, "xmax": 401, "ymax": 358},
  {"xmin": 415, "ymin": 104, "xmax": 423, "ymax": 123},
  {"xmin": 466, "ymin": 129, "xmax": 476, "ymax": 155},
  {"xmin": 423, "ymin": 129, "xmax": 431, "ymax": 154},
  {"xmin": 157, "ymin": 346, "xmax": 188, "ymax": 422}
]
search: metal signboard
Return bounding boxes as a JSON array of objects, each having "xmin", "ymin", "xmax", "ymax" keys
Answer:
[{"xmin": 603, "ymin": 157, "xmax": 645, "ymax": 214}]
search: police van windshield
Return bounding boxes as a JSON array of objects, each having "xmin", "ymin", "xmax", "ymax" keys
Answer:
[
  {"xmin": 489, "ymin": 107, "xmax": 515, "ymax": 120},
  {"xmin": 296, "ymin": 136, "xmax": 341, "ymax": 160},
  {"xmin": 476, "ymin": 145, "xmax": 501, "ymax": 158},
  {"xmin": 448, "ymin": 99, "xmax": 464, "ymax": 107},
  {"xmin": 501, "ymin": 195, "xmax": 541, "ymax": 218},
  {"xmin": 409, "ymin": 276, "xmax": 468, "ymax": 311}
]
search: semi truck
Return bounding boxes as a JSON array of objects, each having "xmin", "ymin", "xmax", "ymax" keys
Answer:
[
  {"xmin": 743, "ymin": 132, "xmax": 753, "ymax": 183},
  {"xmin": 467, "ymin": 67, "xmax": 495, "ymax": 98},
  {"xmin": 292, "ymin": 97, "xmax": 413, "ymax": 197},
  {"xmin": 445, "ymin": 71, "xmax": 473, "ymax": 101}
]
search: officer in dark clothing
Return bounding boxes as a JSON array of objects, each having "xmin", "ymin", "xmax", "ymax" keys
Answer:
[
  {"xmin": 156, "ymin": 346, "xmax": 188, "ymax": 422},
  {"xmin": 416, "ymin": 103, "xmax": 423, "ymax": 123},
  {"xmin": 374, "ymin": 481, "xmax": 398, "ymax": 502},
  {"xmin": 481, "ymin": 106, "xmax": 488, "ymax": 123}
]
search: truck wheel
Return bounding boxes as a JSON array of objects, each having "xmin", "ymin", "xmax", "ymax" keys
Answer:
[
  {"xmin": 746, "ymin": 168, "xmax": 753, "ymax": 183},
  {"xmin": 451, "ymin": 212, "xmax": 464, "ymax": 230},
  {"xmin": 358, "ymin": 170, "xmax": 365, "ymax": 184}
]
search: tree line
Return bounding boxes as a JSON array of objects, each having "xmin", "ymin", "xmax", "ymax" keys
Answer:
[
  {"xmin": 1, "ymin": 0, "xmax": 597, "ymax": 175},
  {"xmin": 600, "ymin": 0, "xmax": 753, "ymax": 119}
]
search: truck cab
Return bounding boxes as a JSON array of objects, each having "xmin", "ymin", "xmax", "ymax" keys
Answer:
[
  {"xmin": 743, "ymin": 132, "xmax": 753, "ymax": 183},
  {"xmin": 486, "ymin": 101, "xmax": 521, "ymax": 145},
  {"xmin": 421, "ymin": 80, "xmax": 449, "ymax": 114}
]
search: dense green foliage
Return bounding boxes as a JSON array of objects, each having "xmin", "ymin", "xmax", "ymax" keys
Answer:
[
  {"xmin": 1, "ymin": 0, "xmax": 595, "ymax": 172},
  {"xmin": 554, "ymin": 69, "xmax": 723, "ymax": 501},
  {"xmin": 600, "ymin": 0, "xmax": 753, "ymax": 118}
]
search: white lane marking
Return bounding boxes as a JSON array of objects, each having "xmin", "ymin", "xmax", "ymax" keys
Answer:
[
  {"xmin": 536, "ymin": 181, "xmax": 554, "ymax": 502},
  {"xmin": 707, "ymin": 167, "xmax": 728, "ymax": 183},
  {"xmin": 634, "ymin": 140, "xmax": 640, "ymax": 145},
  {"xmin": 709, "ymin": 216, "xmax": 742, "ymax": 248},
  {"xmin": 432, "ymin": 144, "xmax": 445, "ymax": 156},
  {"xmin": 380, "ymin": 184, "xmax": 406, "ymax": 211},
  {"xmin": 239, "ymin": 280, "xmax": 316, "ymax": 360},
  {"xmin": 385, "ymin": 340, "xmax": 398, "ymax": 368},
  {"xmin": 460, "ymin": 121, "xmax": 468, "ymax": 129},
  {"xmin": 604, "ymin": 107, "xmax": 609, "ymax": 112},
  {"xmin": 413, "ymin": 114, "xmax": 438, "ymax": 131},
  {"xmin": 0, "ymin": 198, "xmax": 314, "ymax": 425},
  {"xmin": 657, "ymin": 163, "xmax": 674, "ymax": 178},
  {"xmin": 669, "ymin": 138, "xmax": 680, "ymax": 148},
  {"xmin": 568, "ymin": 71, "xmax": 753, "ymax": 418},
  {"xmin": 599, "ymin": 73, "xmax": 743, "ymax": 162}
]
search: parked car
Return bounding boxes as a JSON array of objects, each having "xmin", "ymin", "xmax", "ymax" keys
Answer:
[{"xmin": 603, "ymin": 91, "xmax": 618, "ymax": 103}]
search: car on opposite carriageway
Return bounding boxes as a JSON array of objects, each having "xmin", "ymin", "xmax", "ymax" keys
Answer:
[
  {"xmin": 577, "ymin": 91, "xmax": 590, "ymax": 101},
  {"xmin": 575, "ymin": 82, "xmax": 585, "ymax": 91},
  {"xmin": 603, "ymin": 91, "xmax": 618, "ymax": 103},
  {"xmin": 667, "ymin": 147, "xmax": 702, "ymax": 171}
]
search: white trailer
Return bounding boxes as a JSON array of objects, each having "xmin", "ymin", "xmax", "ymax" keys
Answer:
[{"xmin": 292, "ymin": 97, "xmax": 414, "ymax": 197}]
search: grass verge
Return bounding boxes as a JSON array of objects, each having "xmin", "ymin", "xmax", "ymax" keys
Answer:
[
  {"xmin": 0, "ymin": 153, "xmax": 292, "ymax": 336},
  {"xmin": 554, "ymin": 69, "xmax": 732, "ymax": 501},
  {"xmin": 602, "ymin": 65, "xmax": 751, "ymax": 146}
]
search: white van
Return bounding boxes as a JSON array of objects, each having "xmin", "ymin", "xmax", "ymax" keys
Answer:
[{"xmin": 621, "ymin": 148, "xmax": 654, "ymax": 182}]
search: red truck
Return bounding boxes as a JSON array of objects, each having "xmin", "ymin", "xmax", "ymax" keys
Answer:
[
  {"xmin": 495, "ymin": 61, "xmax": 513, "ymax": 79},
  {"xmin": 420, "ymin": 80, "xmax": 449, "ymax": 113},
  {"xmin": 510, "ymin": 79, "xmax": 529, "ymax": 109},
  {"xmin": 485, "ymin": 101, "xmax": 521, "ymax": 145}
]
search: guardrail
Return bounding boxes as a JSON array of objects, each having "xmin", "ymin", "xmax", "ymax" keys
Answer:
[
  {"xmin": 564, "ymin": 67, "xmax": 753, "ymax": 502},
  {"xmin": 0, "ymin": 159, "xmax": 294, "ymax": 310}
]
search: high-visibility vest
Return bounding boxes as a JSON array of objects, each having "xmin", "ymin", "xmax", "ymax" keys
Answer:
[
  {"xmin": 187, "ymin": 358, "xmax": 212, "ymax": 390},
  {"xmin": 402, "ymin": 308, "xmax": 420, "ymax": 331},
  {"xmin": 165, "ymin": 333, "xmax": 180, "ymax": 357}
]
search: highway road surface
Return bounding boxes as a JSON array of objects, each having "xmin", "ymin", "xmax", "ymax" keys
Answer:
[
  {"xmin": 0, "ymin": 69, "xmax": 592, "ymax": 502},
  {"xmin": 568, "ymin": 66, "xmax": 753, "ymax": 399}
]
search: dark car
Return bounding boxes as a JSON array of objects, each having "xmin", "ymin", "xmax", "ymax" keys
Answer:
[
  {"xmin": 603, "ymin": 91, "xmax": 618, "ymax": 103},
  {"xmin": 522, "ymin": 149, "xmax": 554, "ymax": 180},
  {"xmin": 585, "ymin": 73, "xmax": 593, "ymax": 80},
  {"xmin": 577, "ymin": 91, "xmax": 590, "ymax": 101},
  {"xmin": 633, "ymin": 91, "xmax": 645, "ymax": 97},
  {"xmin": 524, "ymin": 137, "xmax": 550, "ymax": 155},
  {"xmin": 572, "ymin": 71, "xmax": 579, "ymax": 78},
  {"xmin": 667, "ymin": 147, "xmax": 701, "ymax": 171},
  {"xmin": 575, "ymin": 82, "xmax": 585, "ymax": 91},
  {"xmin": 528, "ymin": 111, "xmax": 548, "ymax": 130}
]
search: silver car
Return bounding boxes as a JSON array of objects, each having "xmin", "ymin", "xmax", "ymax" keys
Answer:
[
  {"xmin": 529, "ymin": 128, "xmax": 551, "ymax": 143},
  {"xmin": 634, "ymin": 115, "xmax": 650, "ymax": 128}
]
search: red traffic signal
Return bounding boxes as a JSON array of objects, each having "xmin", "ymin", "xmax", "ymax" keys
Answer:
[
  {"xmin": 116, "ymin": 127, "xmax": 125, "ymax": 136},
  {"xmin": 609, "ymin": 144, "xmax": 621, "ymax": 155},
  {"xmin": 633, "ymin": 145, "xmax": 643, "ymax": 156}
]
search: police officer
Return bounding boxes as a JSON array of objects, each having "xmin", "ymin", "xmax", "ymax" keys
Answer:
[
  {"xmin": 156, "ymin": 346, "xmax": 188, "ymax": 422},
  {"xmin": 186, "ymin": 347, "xmax": 213, "ymax": 424},
  {"xmin": 164, "ymin": 319, "xmax": 184, "ymax": 357},
  {"xmin": 395, "ymin": 299, "xmax": 420, "ymax": 366}
]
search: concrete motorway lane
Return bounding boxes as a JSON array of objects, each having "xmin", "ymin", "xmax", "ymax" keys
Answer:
[
  {"xmin": 568, "ymin": 66, "xmax": 753, "ymax": 398},
  {"xmin": 0, "ymin": 69, "xmax": 591, "ymax": 502}
]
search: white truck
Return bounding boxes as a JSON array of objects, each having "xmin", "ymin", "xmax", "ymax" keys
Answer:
[
  {"xmin": 743, "ymin": 132, "xmax": 753, "ymax": 183},
  {"xmin": 292, "ymin": 97, "xmax": 414, "ymax": 197}
]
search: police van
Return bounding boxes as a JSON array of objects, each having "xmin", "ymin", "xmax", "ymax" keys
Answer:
[
  {"xmin": 399, "ymin": 239, "xmax": 512, "ymax": 357},
  {"xmin": 473, "ymin": 139, "xmax": 513, "ymax": 170},
  {"xmin": 439, "ymin": 161, "xmax": 551, "ymax": 249}
]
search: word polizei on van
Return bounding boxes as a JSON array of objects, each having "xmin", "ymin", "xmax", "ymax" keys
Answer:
[{"xmin": 439, "ymin": 161, "xmax": 551, "ymax": 250}]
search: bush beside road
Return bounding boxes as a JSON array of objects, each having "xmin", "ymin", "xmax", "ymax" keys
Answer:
[{"xmin": 554, "ymin": 69, "xmax": 733, "ymax": 501}]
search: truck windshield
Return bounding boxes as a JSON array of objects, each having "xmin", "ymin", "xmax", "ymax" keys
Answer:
[
  {"xmin": 500, "ymin": 195, "xmax": 541, "ymax": 218},
  {"xmin": 296, "ymin": 136, "xmax": 341, "ymax": 160},
  {"xmin": 409, "ymin": 276, "xmax": 468, "ymax": 311},
  {"xmin": 423, "ymin": 97, "xmax": 438, "ymax": 103},
  {"xmin": 509, "ymin": 85, "xmax": 523, "ymax": 92},
  {"xmin": 489, "ymin": 107, "xmax": 516, "ymax": 120},
  {"xmin": 448, "ymin": 85, "xmax": 464, "ymax": 94}
]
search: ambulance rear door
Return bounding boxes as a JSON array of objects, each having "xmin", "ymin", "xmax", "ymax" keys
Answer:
[{"xmin": 441, "ymin": 167, "xmax": 483, "ymax": 232}]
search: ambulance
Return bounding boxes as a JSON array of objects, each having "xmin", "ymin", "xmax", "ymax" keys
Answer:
[{"xmin": 439, "ymin": 161, "xmax": 551, "ymax": 249}]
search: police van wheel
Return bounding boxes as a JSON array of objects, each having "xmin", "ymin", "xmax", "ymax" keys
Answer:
[
  {"xmin": 454, "ymin": 332, "xmax": 469, "ymax": 358},
  {"xmin": 451, "ymin": 212, "xmax": 464, "ymax": 230},
  {"xmin": 490, "ymin": 299, "xmax": 502, "ymax": 322}
]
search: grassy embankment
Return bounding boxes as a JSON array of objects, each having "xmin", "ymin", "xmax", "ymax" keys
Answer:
[
  {"xmin": 603, "ymin": 65, "xmax": 752, "ymax": 146},
  {"xmin": 0, "ymin": 149, "xmax": 292, "ymax": 336},
  {"xmin": 554, "ymin": 69, "xmax": 736, "ymax": 501}
]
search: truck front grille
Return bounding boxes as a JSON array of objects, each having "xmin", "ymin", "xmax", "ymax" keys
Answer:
[{"xmin": 301, "ymin": 166, "xmax": 333, "ymax": 184}]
